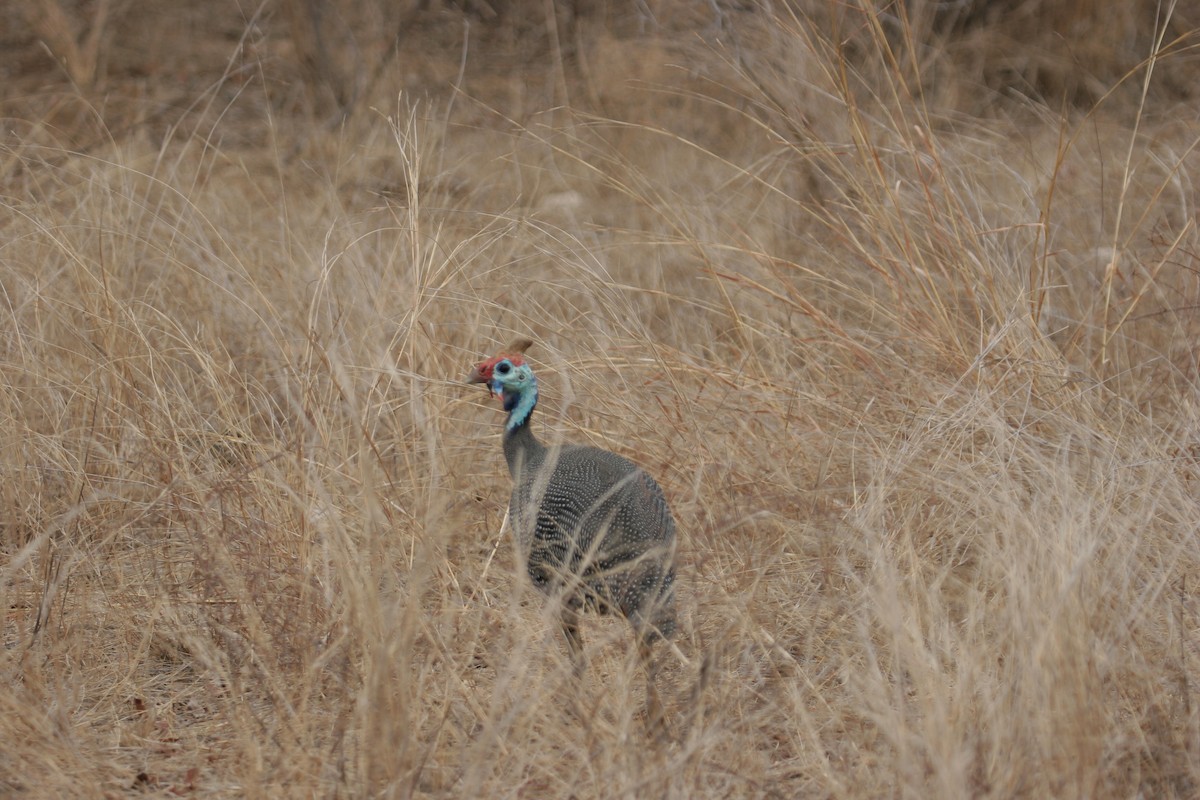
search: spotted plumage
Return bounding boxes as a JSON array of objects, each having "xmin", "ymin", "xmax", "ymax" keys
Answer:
[{"xmin": 469, "ymin": 342, "xmax": 678, "ymax": 732}]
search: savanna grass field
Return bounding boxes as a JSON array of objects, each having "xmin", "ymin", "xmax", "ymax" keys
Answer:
[{"xmin": 3, "ymin": 1, "xmax": 1200, "ymax": 797}]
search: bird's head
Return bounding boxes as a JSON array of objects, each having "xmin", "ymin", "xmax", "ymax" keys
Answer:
[
  {"xmin": 467, "ymin": 339, "xmax": 536, "ymax": 410},
  {"xmin": 469, "ymin": 355, "xmax": 535, "ymax": 399}
]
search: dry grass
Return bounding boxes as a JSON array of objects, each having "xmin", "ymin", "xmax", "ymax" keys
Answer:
[{"xmin": 2, "ymin": 1, "xmax": 1200, "ymax": 797}]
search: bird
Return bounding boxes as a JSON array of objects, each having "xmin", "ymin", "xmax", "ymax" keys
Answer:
[{"xmin": 468, "ymin": 339, "xmax": 678, "ymax": 729}]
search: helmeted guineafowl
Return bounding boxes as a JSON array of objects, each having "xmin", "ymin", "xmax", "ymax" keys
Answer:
[{"xmin": 468, "ymin": 340, "xmax": 678, "ymax": 728}]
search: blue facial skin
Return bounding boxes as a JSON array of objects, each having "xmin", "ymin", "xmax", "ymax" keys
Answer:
[{"xmin": 490, "ymin": 360, "xmax": 538, "ymax": 430}]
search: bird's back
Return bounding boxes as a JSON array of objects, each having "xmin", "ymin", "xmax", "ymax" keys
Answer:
[{"xmin": 510, "ymin": 443, "xmax": 677, "ymax": 637}]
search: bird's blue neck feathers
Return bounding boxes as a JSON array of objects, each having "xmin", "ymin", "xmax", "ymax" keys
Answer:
[{"xmin": 501, "ymin": 382, "xmax": 538, "ymax": 432}]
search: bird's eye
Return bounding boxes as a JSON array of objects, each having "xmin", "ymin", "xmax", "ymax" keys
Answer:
[{"xmin": 496, "ymin": 362, "xmax": 511, "ymax": 375}]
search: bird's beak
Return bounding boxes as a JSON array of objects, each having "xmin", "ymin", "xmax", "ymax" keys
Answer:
[{"xmin": 466, "ymin": 364, "xmax": 494, "ymax": 397}]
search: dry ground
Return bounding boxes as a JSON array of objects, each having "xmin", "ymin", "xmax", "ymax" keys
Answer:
[{"xmin": 3, "ymin": 1, "xmax": 1200, "ymax": 797}]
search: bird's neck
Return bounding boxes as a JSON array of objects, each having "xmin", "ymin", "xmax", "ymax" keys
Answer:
[{"xmin": 501, "ymin": 386, "xmax": 543, "ymax": 478}]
